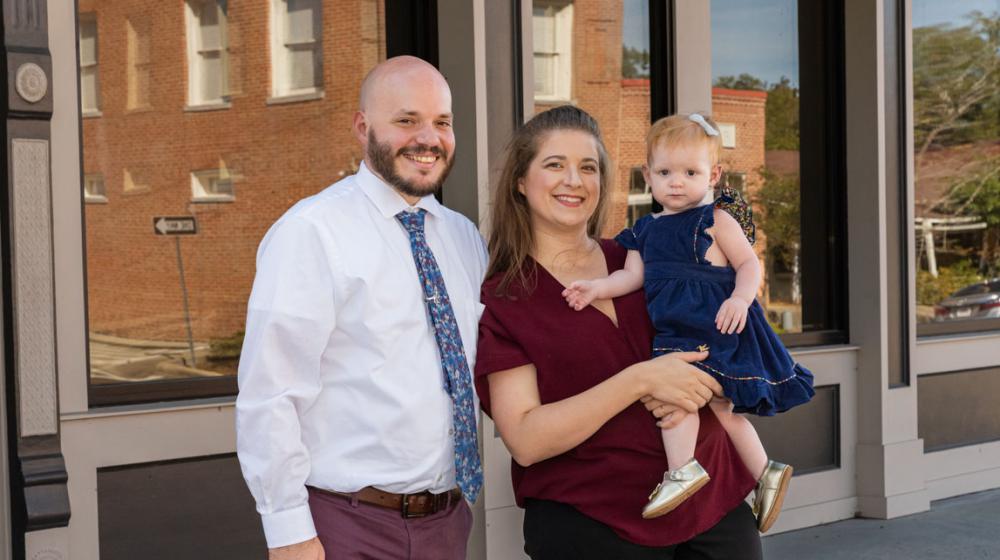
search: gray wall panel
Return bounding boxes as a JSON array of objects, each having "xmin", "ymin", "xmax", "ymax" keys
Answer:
[
  {"xmin": 749, "ymin": 385, "xmax": 840, "ymax": 474},
  {"xmin": 919, "ymin": 368, "xmax": 1000, "ymax": 452},
  {"xmin": 97, "ymin": 454, "xmax": 265, "ymax": 559}
]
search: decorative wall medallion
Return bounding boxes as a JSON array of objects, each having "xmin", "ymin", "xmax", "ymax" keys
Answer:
[
  {"xmin": 16, "ymin": 63, "xmax": 47, "ymax": 103},
  {"xmin": 31, "ymin": 550, "xmax": 63, "ymax": 560}
]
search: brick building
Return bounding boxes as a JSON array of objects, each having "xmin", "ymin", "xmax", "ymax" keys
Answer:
[{"xmin": 80, "ymin": 0, "xmax": 385, "ymax": 342}]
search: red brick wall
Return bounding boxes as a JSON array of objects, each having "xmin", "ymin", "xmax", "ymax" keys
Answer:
[{"xmin": 80, "ymin": 0, "xmax": 385, "ymax": 341}]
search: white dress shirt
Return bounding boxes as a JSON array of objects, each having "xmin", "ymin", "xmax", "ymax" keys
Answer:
[{"xmin": 235, "ymin": 163, "xmax": 488, "ymax": 548}]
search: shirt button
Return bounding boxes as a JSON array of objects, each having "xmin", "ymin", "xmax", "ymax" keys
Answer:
[{"xmin": 448, "ymin": 428, "xmax": 455, "ymax": 436}]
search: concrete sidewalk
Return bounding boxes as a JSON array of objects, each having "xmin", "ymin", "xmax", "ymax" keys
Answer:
[{"xmin": 762, "ymin": 488, "xmax": 1000, "ymax": 559}]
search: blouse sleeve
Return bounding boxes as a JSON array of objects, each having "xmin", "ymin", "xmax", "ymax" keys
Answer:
[
  {"xmin": 614, "ymin": 214, "xmax": 654, "ymax": 251},
  {"xmin": 474, "ymin": 296, "xmax": 532, "ymax": 417}
]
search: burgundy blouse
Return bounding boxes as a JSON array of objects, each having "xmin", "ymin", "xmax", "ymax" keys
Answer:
[{"xmin": 475, "ymin": 239, "xmax": 755, "ymax": 547}]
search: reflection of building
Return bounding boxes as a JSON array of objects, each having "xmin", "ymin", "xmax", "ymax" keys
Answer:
[{"xmin": 79, "ymin": 0, "xmax": 385, "ymax": 341}]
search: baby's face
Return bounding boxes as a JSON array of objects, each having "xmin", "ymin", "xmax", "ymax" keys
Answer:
[{"xmin": 644, "ymin": 142, "xmax": 721, "ymax": 214}]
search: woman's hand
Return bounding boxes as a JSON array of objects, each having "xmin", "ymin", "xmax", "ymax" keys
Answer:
[
  {"xmin": 636, "ymin": 351, "xmax": 721, "ymax": 413},
  {"xmin": 716, "ymin": 296, "xmax": 750, "ymax": 334}
]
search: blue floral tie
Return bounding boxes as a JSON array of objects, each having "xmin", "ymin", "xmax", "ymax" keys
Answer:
[{"xmin": 396, "ymin": 209, "xmax": 483, "ymax": 503}]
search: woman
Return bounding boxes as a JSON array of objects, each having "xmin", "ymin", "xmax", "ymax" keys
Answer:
[{"xmin": 475, "ymin": 105, "xmax": 763, "ymax": 559}]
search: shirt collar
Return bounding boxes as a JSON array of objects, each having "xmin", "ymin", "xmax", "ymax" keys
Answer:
[{"xmin": 357, "ymin": 161, "xmax": 446, "ymax": 221}]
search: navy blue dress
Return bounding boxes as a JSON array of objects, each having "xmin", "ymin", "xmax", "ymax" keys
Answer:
[{"xmin": 616, "ymin": 201, "xmax": 814, "ymax": 416}]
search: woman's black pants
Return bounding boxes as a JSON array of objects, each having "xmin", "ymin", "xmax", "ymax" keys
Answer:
[{"xmin": 523, "ymin": 499, "xmax": 763, "ymax": 560}]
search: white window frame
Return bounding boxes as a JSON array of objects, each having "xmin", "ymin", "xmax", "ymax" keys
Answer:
[
  {"xmin": 532, "ymin": 1, "xmax": 573, "ymax": 102},
  {"xmin": 269, "ymin": 0, "xmax": 324, "ymax": 100},
  {"xmin": 83, "ymin": 174, "xmax": 106, "ymax": 204},
  {"xmin": 185, "ymin": 0, "xmax": 230, "ymax": 108},
  {"xmin": 718, "ymin": 122, "xmax": 737, "ymax": 148},
  {"xmin": 191, "ymin": 169, "xmax": 235, "ymax": 202},
  {"xmin": 79, "ymin": 14, "xmax": 101, "ymax": 117}
]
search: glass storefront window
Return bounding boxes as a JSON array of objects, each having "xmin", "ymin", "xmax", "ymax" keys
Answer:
[
  {"xmin": 530, "ymin": 0, "xmax": 651, "ymax": 234},
  {"xmin": 712, "ymin": 0, "xmax": 804, "ymax": 333},
  {"xmin": 912, "ymin": 1, "xmax": 1000, "ymax": 330},
  {"xmin": 78, "ymin": 0, "xmax": 386, "ymax": 403}
]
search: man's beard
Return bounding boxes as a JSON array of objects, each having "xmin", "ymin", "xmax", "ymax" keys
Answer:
[{"xmin": 367, "ymin": 130, "xmax": 455, "ymax": 199}]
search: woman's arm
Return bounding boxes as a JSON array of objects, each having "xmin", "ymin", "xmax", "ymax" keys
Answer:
[
  {"xmin": 712, "ymin": 210, "xmax": 762, "ymax": 334},
  {"xmin": 562, "ymin": 250, "xmax": 645, "ymax": 310},
  {"xmin": 487, "ymin": 351, "xmax": 719, "ymax": 467}
]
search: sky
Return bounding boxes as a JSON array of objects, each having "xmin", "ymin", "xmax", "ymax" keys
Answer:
[
  {"xmin": 621, "ymin": 0, "xmax": 998, "ymax": 89},
  {"xmin": 711, "ymin": 0, "xmax": 799, "ymax": 87},
  {"xmin": 912, "ymin": 0, "xmax": 998, "ymax": 27}
]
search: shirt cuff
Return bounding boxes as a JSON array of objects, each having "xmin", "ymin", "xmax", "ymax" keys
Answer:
[{"xmin": 261, "ymin": 504, "xmax": 318, "ymax": 549}]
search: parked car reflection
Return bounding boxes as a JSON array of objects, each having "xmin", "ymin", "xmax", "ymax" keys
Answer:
[{"xmin": 934, "ymin": 278, "xmax": 1000, "ymax": 321}]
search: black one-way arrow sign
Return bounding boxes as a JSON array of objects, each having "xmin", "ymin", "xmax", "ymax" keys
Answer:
[{"xmin": 153, "ymin": 216, "xmax": 198, "ymax": 235}]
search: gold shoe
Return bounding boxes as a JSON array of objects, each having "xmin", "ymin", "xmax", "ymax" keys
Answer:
[
  {"xmin": 752, "ymin": 460, "xmax": 793, "ymax": 533},
  {"xmin": 641, "ymin": 458, "xmax": 710, "ymax": 519}
]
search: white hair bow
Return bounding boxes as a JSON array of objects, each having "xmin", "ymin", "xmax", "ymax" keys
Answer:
[{"xmin": 689, "ymin": 113, "xmax": 719, "ymax": 137}]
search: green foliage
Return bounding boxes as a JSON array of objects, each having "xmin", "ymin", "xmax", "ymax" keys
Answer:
[
  {"xmin": 764, "ymin": 77, "xmax": 800, "ymax": 150},
  {"xmin": 916, "ymin": 262, "xmax": 984, "ymax": 306},
  {"xmin": 913, "ymin": 12, "xmax": 1000, "ymax": 157},
  {"xmin": 714, "ymin": 73, "xmax": 766, "ymax": 91},
  {"xmin": 622, "ymin": 46, "xmax": 650, "ymax": 79},
  {"xmin": 753, "ymin": 167, "xmax": 801, "ymax": 268},
  {"xmin": 937, "ymin": 156, "xmax": 1000, "ymax": 274},
  {"xmin": 209, "ymin": 330, "xmax": 244, "ymax": 361}
]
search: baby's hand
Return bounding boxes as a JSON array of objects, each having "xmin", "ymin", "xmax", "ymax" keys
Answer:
[
  {"xmin": 562, "ymin": 280, "xmax": 599, "ymax": 311},
  {"xmin": 716, "ymin": 296, "xmax": 750, "ymax": 334}
]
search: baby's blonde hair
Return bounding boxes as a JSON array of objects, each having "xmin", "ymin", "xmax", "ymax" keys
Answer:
[{"xmin": 646, "ymin": 113, "xmax": 723, "ymax": 166}]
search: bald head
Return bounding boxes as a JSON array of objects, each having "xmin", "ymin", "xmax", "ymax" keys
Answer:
[
  {"xmin": 352, "ymin": 56, "xmax": 456, "ymax": 205},
  {"xmin": 359, "ymin": 56, "xmax": 450, "ymax": 112}
]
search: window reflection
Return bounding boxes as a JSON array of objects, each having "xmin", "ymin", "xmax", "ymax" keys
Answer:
[
  {"xmin": 531, "ymin": 0, "xmax": 651, "ymax": 233},
  {"xmin": 912, "ymin": 1, "xmax": 1000, "ymax": 325},
  {"xmin": 712, "ymin": 0, "xmax": 803, "ymax": 333},
  {"xmin": 78, "ymin": 0, "xmax": 386, "ymax": 388}
]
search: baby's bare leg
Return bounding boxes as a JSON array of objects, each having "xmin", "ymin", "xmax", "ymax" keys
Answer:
[
  {"xmin": 709, "ymin": 399, "xmax": 768, "ymax": 479},
  {"xmin": 661, "ymin": 411, "xmax": 699, "ymax": 472}
]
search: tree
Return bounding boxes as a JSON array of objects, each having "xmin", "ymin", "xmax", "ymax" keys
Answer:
[
  {"xmin": 764, "ymin": 77, "xmax": 799, "ymax": 151},
  {"xmin": 622, "ymin": 46, "xmax": 650, "ymax": 79},
  {"xmin": 754, "ymin": 167, "xmax": 801, "ymax": 269},
  {"xmin": 714, "ymin": 73, "xmax": 766, "ymax": 91},
  {"xmin": 937, "ymin": 156, "xmax": 1000, "ymax": 275},
  {"xmin": 913, "ymin": 12, "xmax": 1000, "ymax": 163}
]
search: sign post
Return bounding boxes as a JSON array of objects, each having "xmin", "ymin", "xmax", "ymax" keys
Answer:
[{"xmin": 154, "ymin": 217, "xmax": 198, "ymax": 367}]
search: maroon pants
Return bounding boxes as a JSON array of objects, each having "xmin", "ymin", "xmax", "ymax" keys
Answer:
[{"xmin": 307, "ymin": 487, "xmax": 473, "ymax": 559}]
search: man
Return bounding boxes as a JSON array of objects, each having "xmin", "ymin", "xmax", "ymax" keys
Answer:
[{"xmin": 236, "ymin": 56, "xmax": 487, "ymax": 560}]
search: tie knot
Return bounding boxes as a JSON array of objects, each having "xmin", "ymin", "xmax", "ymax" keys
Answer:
[{"xmin": 395, "ymin": 208, "xmax": 426, "ymax": 235}]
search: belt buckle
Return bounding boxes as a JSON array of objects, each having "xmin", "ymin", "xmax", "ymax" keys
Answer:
[{"xmin": 401, "ymin": 493, "xmax": 428, "ymax": 519}]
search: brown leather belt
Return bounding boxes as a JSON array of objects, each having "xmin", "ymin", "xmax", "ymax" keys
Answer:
[{"xmin": 310, "ymin": 485, "xmax": 463, "ymax": 518}]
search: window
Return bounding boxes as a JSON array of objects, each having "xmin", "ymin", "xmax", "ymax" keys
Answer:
[
  {"xmin": 627, "ymin": 166, "xmax": 652, "ymax": 227},
  {"xmin": 78, "ymin": 2, "xmax": 386, "ymax": 405},
  {"xmin": 271, "ymin": 0, "xmax": 323, "ymax": 98},
  {"xmin": 127, "ymin": 18, "xmax": 152, "ymax": 110},
  {"xmin": 718, "ymin": 122, "xmax": 737, "ymax": 149},
  {"xmin": 912, "ymin": 1, "xmax": 1000, "ymax": 335},
  {"xmin": 186, "ymin": 0, "xmax": 230, "ymax": 106},
  {"xmin": 532, "ymin": 1, "xmax": 573, "ymax": 101},
  {"xmin": 84, "ymin": 174, "xmax": 106, "ymax": 203},
  {"xmin": 530, "ymin": 0, "xmax": 651, "ymax": 237},
  {"xmin": 123, "ymin": 168, "xmax": 150, "ymax": 193},
  {"xmin": 712, "ymin": 0, "xmax": 847, "ymax": 342},
  {"xmin": 191, "ymin": 168, "xmax": 235, "ymax": 202},
  {"xmin": 79, "ymin": 14, "xmax": 100, "ymax": 116}
]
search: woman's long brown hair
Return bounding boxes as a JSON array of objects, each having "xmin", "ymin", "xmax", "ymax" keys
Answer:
[{"xmin": 486, "ymin": 105, "xmax": 612, "ymax": 297}]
